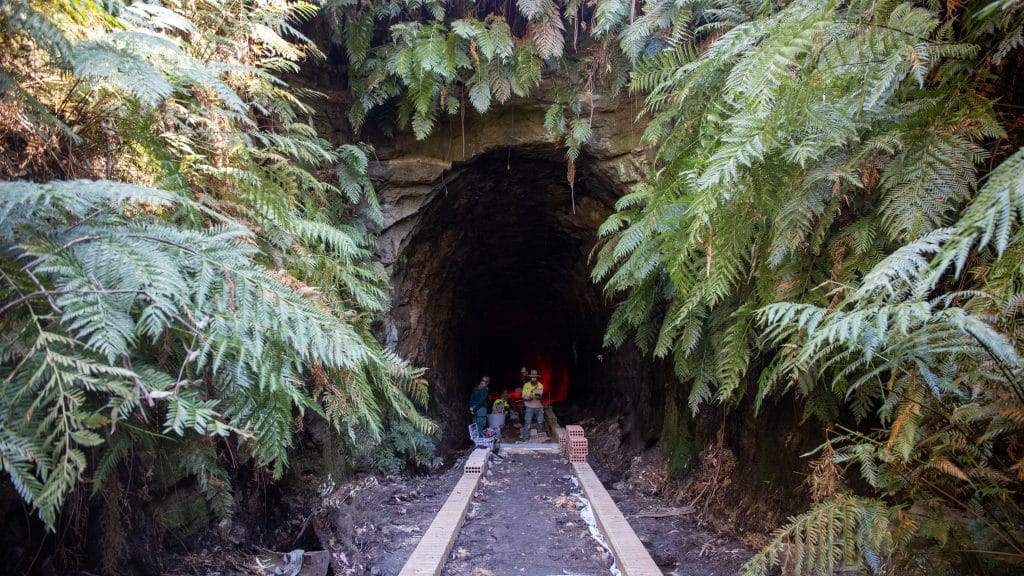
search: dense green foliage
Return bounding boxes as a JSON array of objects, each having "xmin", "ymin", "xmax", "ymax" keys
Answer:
[
  {"xmin": 313, "ymin": 0, "xmax": 1024, "ymax": 570},
  {"xmin": 591, "ymin": 0, "xmax": 1024, "ymax": 573},
  {"xmin": 0, "ymin": 0, "xmax": 433, "ymax": 532},
  {"xmin": 319, "ymin": 0, "xmax": 631, "ymax": 174},
  {"xmin": 4, "ymin": 0, "xmax": 1024, "ymax": 573}
]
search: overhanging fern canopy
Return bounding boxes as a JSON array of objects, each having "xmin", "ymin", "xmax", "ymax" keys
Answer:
[
  {"xmin": 1, "ymin": 0, "xmax": 435, "ymax": 533},
  {"xmin": 584, "ymin": 0, "xmax": 1024, "ymax": 572},
  {"xmin": 3, "ymin": 0, "xmax": 1024, "ymax": 572}
]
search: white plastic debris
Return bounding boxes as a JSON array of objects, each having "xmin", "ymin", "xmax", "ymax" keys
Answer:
[{"xmin": 570, "ymin": 477, "xmax": 622, "ymax": 576}]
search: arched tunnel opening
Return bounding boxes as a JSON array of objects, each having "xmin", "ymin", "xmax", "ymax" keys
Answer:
[{"xmin": 388, "ymin": 147, "xmax": 665, "ymax": 451}]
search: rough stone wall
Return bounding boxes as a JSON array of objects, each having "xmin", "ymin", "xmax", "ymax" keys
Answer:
[
  {"xmin": 205, "ymin": 18, "xmax": 858, "ymax": 545},
  {"xmin": 314, "ymin": 84, "xmax": 659, "ymax": 448},
  {"xmin": 316, "ymin": 84, "xmax": 816, "ymax": 531},
  {"xmin": 362, "ymin": 88, "xmax": 651, "ymax": 270}
]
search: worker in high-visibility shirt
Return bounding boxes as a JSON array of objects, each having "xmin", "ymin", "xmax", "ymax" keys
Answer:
[
  {"xmin": 521, "ymin": 369, "xmax": 544, "ymax": 441},
  {"xmin": 492, "ymin": 391, "xmax": 510, "ymax": 415}
]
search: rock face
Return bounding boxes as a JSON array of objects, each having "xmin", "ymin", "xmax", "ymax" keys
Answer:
[
  {"xmin": 318, "ymin": 87, "xmax": 661, "ymax": 449},
  {"xmin": 359, "ymin": 89, "xmax": 650, "ymax": 270}
]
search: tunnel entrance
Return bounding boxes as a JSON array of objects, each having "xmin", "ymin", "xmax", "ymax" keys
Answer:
[{"xmin": 387, "ymin": 146, "xmax": 664, "ymax": 448}]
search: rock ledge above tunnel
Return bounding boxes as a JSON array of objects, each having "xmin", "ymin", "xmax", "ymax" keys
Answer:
[{"xmin": 358, "ymin": 86, "xmax": 652, "ymax": 269}]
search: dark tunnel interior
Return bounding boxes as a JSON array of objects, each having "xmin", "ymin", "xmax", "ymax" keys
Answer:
[{"xmin": 388, "ymin": 147, "xmax": 665, "ymax": 448}]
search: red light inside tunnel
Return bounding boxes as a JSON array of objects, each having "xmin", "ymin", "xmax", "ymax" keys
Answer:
[
  {"xmin": 494, "ymin": 358, "xmax": 569, "ymax": 405},
  {"xmin": 531, "ymin": 360, "xmax": 569, "ymax": 404},
  {"xmin": 482, "ymin": 308, "xmax": 571, "ymax": 405}
]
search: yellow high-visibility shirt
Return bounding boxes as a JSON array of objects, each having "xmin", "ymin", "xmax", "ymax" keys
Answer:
[{"xmin": 522, "ymin": 382, "xmax": 544, "ymax": 402}]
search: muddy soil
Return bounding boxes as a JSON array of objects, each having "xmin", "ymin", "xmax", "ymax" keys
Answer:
[
  {"xmin": 167, "ymin": 447, "xmax": 755, "ymax": 576},
  {"xmin": 444, "ymin": 452, "xmax": 613, "ymax": 576},
  {"xmin": 166, "ymin": 463, "xmax": 467, "ymax": 576},
  {"xmin": 358, "ymin": 448, "xmax": 756, "ymax": 576}
]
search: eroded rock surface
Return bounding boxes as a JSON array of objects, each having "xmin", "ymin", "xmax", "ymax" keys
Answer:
[{"xmin": 324, "ymin": 86, "xmax": 661, "ymax": 449}]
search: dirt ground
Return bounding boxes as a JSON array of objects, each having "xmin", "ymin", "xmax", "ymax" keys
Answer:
[
  {"xmin": 609, "ymin": 485, "xmax": 753, "ymax": 575},
  {"xmin": 348, "ymin": 447, "xmax": 755, "ymax": 576},
  {"xmin": 444, "ymin": 452, "xmax": 613, "ymax": 576},
  {"xmin": 168, "ymin": 416, "xmax": 757, "ymax": 576}
]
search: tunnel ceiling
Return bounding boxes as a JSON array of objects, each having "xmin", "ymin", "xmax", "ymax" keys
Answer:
[{"xmin": 444, "ymin": 155, "xmax": 602, "ymax": 311}]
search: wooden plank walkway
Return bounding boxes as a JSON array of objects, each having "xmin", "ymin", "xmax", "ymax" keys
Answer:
[
  {"xmin": 398, "ymin": 410, "xmax": 665, "ymax": 575},
  {"xmin": 446, "ymin": 452, "xmax": 614, "ymax": 575}
]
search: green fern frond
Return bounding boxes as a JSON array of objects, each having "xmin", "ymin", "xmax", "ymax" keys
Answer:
[{"xmin": 742, "ymin": 496, "xmax": 897, "ymax": 576}]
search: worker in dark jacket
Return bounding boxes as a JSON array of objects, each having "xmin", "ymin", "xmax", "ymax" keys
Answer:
[{"xmin": 469, "ymin": 376, "xmax": 490, "ymax": 433}]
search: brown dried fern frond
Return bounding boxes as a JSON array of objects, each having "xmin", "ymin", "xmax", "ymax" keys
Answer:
[
  {"xmin": 683, "ymin": 425, "xmax": 736, "ymax": 523},
  {"xmin": 805, "ymin": 439, "xmax": 843, "ymax": 504}
]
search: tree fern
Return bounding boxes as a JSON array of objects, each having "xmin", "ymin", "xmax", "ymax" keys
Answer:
[
  {"xmin": 595, "ymin": 0, "xmax": 1024, "ymax": 570},
  {"xmin": 742, "ymin": 496, "xmax": 897, "ymax": 576},
  {"xmin": 1, "ymin": 0, "xmax": 436, "ymax": 535},
  {"xmin": 0, "ymin": 176, "xmax": 435, "ymax": 529},
  {"xmin": 527, "ymin": 0, "xmax": 566, "ymax": 59}
]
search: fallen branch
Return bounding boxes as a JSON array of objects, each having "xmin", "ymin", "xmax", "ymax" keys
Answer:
[{"xmin": 632, "ymin": 505, "xmax": 695, "ymax": 518}]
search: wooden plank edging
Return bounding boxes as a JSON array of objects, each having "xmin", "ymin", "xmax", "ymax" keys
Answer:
[
  {"xmin": 401, "ymin": 410, "xmax": 662, "ymax": 576},
  {"xmin": 398, "ymin": 449, "xmax": 490, "ymax": 576},
  {"xmin": 572, "ymin": 461, "xmax": 663, "ymax": 576}
]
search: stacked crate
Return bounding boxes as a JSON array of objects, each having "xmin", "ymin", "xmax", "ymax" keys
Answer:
[{"xmin": 564, "ymin": 425, "xmax": 588, "ymax": 462}]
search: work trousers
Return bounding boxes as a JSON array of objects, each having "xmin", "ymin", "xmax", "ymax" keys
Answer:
[
  {"xmin": 522, "ymin": 406, "xmax": 544, "ymax": 441},
  {"xmin": 474, "ymin": 407, "xmax": 488, "ymax": 433}
]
